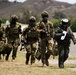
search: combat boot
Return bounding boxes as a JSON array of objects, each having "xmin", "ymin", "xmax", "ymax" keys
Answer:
[
  {"xmin": 59, "ymin": 64, "xmax": 64, "ymax": 68},
  {"xmin": 26, "ymin": 60, "xmax": 29, "ymax": 65},
  {"xmin": 25, "ymin": 53, "xmax": 30, "ymax": 65},
  {"xmin": 30, "ymin": 59, "xmax": 35, "ymax": 65},
  {"xmin": 42, "ymin": 59, "xmax": 46, "ymax": 67},
  {"xmin": 45, "ymin": 59, "xmax": 49, "ymax": 66},
  {"xmin": 59, "ymin": 62, "xmax": 64, "ymax": 68}
]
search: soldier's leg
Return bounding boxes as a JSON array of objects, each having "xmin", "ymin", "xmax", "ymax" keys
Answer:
[
  {"xmin": 64, "ymin": 46, "xmax": 69, "ymax": 62},
  {"xmin": 31, "ymin": 42, "xmax": 37, "ymax": 65},
  {"xmin": 5, "ymin": 47, "xmax": 12, "ymax": 61},
  {"xmin": 26, "ymin": 52, "xmax": 31, "ymax": 65},
  {"xmin": 12, "ymin": 46, "xmax": 18, "ymax": 60},
  {"xmin": 12, "ymin": 41, "xmax": 18, "ymax": 60},
  {"xmin": 35, "ymin": 40, "xmax": 41, "ymax": 60},
  {"xmin": 25, "ymin": 45, "xmax": 31, "ymax": 65},
  {"xmin": 58, "ymin": 46, "xmax": 64, "ymax": 68},
  {"xmin": 41, "ymin": 39, "xmax": 46, "ymax": 66},
  {"xmin": 45, "ymin": 39, "xmax": 53, "ymax": 66}
]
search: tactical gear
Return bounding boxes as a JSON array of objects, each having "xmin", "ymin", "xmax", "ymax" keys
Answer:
[
  {"xmin": 41, "ymin": 11, "xmax": 49, "ymax": 18},
  {"xmin": 61, "ymin": 18, "xmax": 69, "ymax": 24},
  {"xmin": 8, "ymin": 27, "xmax": 19, "ymax": 41},
  {"xmin": 29, "ymin": 16, "xmax": 36, "ymax": 22},
  {"xmin": 61, "ymin": 18, "xmax": 69, "ymax": 27},
  {"xmin": 27, "ymin": 28, "xmax": 38, "ymax": 43},
  {"xmin": 60, "ymin": 19, "xmax": 69, "ymax": 30},
  {"xmin": 38, "ymin": 21, "xmax": 54, "ymax": 39}
]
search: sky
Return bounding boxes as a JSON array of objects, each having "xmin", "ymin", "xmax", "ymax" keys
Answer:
[
  {"xmin": 56, "ymin": 0, "xmax": 76, "ymax": 4},
  {"xmin": 8, "ymin": 0, "xmax": 76, "ymax": 4}
]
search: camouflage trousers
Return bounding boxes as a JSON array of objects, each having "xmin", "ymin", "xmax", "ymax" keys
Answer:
[
  {"xmin": 8, "ymin": 39, "xmax": 19, "ymax": 60},
  {"xmin": 25, "ymin": 42, "xmax": 37, "ymax": 65},
  {"xmin": 40, "ymin": 37, "xmax": 53, "ymax": 66},
  {"xmin": 0, "ymin": 41, "xmax": 12, "ymax": 60}
]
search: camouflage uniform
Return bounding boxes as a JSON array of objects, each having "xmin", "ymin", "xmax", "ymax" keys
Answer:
[
  {"xmin": 37, "ymin": 11, "xmax": 54, "ymax": 66},
  {"xmin": 54, "ymin": 18, "xmax": 76, "ymax": 68},
  {"xmin": 6, "ymin": 14, "xmax": 19, "ymax": 60},
  {"xmin": 0, "ymin": 19, "xmax": 12, "ymax": 60},
  {"xmin": 0, "ymin": 24, "xmax": 4, "ymax": 59},
  {"xmin": 22, "ymin": 16, "xmax": 38, "ymax": 65}
]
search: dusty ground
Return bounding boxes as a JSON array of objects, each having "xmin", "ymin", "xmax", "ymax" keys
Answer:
[{"xmin": 0, "ymin": 50, "xmax": 76, "ymax": 75}]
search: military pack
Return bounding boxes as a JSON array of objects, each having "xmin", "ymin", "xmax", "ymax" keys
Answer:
[
  {"xmin": 9, "ymin": 27, "xmax": 19, "ymax": 40},
  {"xmin": 26, "ymin": 27, "xmax": 38, "ymax": 43}
]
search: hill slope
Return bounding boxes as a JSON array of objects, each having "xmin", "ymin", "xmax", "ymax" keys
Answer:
[{"xmin": 0, "ymin": 0, "xmax": 76, "ymax": 19}]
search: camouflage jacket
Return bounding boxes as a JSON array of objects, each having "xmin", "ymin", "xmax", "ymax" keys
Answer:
[
  {"xmin": 23, "ymin": 25, "xmax": 38, "ymax": 43},
  {"xmin": 37, "ymin": 21, "xmax": 54, "ymax": 39},
  {"xmin": 6, "ymin": 26, "xmax": 19, "ymax": 42}
]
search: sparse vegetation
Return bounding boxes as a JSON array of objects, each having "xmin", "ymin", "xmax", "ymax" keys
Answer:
[
  {"xmin": 53, "ymin": 12, "xmax": 66, "ymax": 19},
  {"xmin": 51, "ymin": 18, "xmax": 76, "ymax": 32},
  {"xmin": 0, "ymin": 51, "xmax": 76, "ymax": 75}
]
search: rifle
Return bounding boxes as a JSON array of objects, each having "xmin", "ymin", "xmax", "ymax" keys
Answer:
[{"xmin": 40, "ymin": 22, "xmax": 50, "ymax": 37}]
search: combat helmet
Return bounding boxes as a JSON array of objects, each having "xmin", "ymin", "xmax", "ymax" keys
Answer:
[
  {"xmin": 60, "ymin": 18, "xmax": 69, "ymax": 30},
  {"xmin": 29, "ymin": 16, "xmax": 36, "ymax": 22},
  {"xmin": 61, "ymin": 18, "xmax": 69, "ymax": 25},
  {"xmin": 41, "ymin": 11, "xmax": 49, "ymax": 18},
  {"xmin": 11, "ymin": 14, "xmax": 18, "ymax": 22}
]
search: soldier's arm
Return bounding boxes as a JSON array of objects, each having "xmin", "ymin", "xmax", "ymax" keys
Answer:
[
  {"xmin": 54, "ymin": 28, "xmax": 64, "ymax": 40},
  {"xmin": 22, "ymin": 28, "xmax": 28, "ymax": 36},
  {"xmin": 49, "ymin": 22, "xmax": 54, "ymax": 38},
  {"xmin": 36, "ymin": 22, "xmax": 44, "ymax": 33},
  {"xmin": 68, "ymin": 27, "xmax": 76, "ymax": 44},
  {"xmin": 21, "ymin": 28, "xmax": 28, "ymax": 46}
]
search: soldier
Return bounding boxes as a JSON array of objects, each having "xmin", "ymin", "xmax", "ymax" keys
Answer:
[
  {"xmin": 6, "ymin": 14, "xmax": 19, "ymax": 61},
  {"xmin": 37, "ymin": 11, "xmax": 54, "ymax": 66},
  {"xmin": 0, "ymin": 18, "xmax": 4, "ymax": 59},
  {"xmin": 22, "ymin": 16, "xmax": 38, "ymax": 65},
  {"xmin": 54, "ymin": 18, "xmax": 76, "ymax": 68}
]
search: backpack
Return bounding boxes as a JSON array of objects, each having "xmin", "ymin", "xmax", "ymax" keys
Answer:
[{"xmin": 9, "ymin": 27, "xmax": 19, "ymax": 39}]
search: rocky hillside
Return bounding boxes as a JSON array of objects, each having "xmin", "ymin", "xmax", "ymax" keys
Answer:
[{"xmin": 0, "ymin": 0, "xmax": 76, "ymax": 19}]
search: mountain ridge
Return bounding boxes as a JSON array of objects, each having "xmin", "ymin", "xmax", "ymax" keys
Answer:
[{"xmin": 0, "ymin": 0, "xmax": 76, "ymax": 19}]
